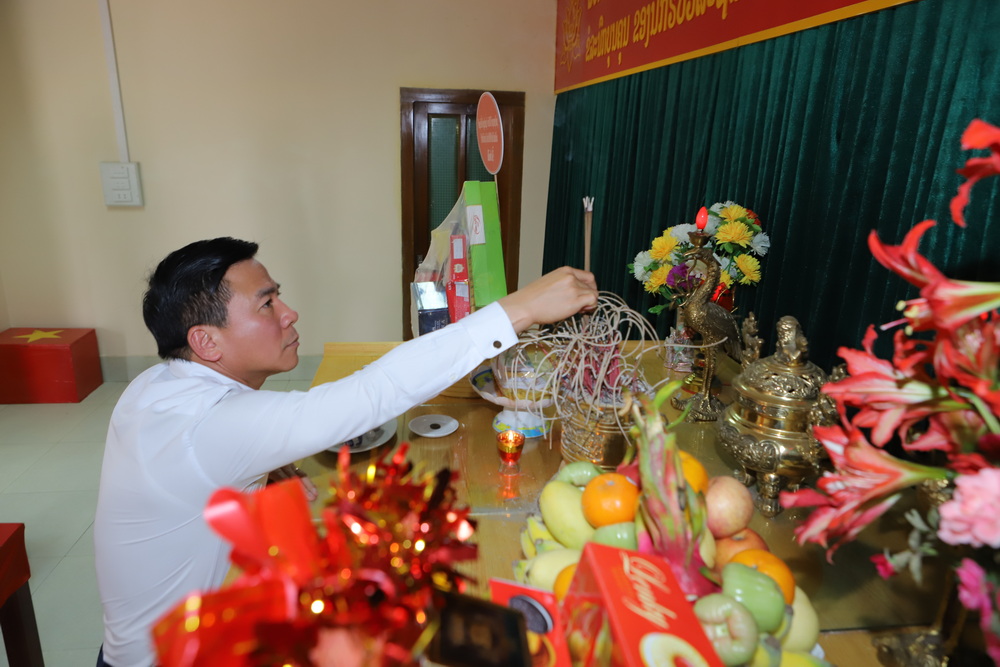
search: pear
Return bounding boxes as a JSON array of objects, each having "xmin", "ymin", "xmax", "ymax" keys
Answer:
[
  {"xmin": 525, "ymin": 547, "xmax": 583, "ymax": 591},
  {"xmin": 780, "ymin": 586, "xmax": 820, "ymax": 654},
  {"xmin": 539, "ymin": 480, "xmax": 595, "ymax": 548}
]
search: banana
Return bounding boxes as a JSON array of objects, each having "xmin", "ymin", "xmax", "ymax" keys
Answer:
[
  {"xmin": 519, "ymin": 528, "xmax": 537, "ymax": 559},
  {"xmin": 534, "ymin": 539, "xmax": 565, "ymax": 554},
  {"xmin": 539, "ymin": 480, "xmax": 595, "ymax": 548},
  {"xmin": 524, "ymin": 547, "xmax": 583, "ymax": 591},
  {"xmin": 525, "ymin": 514, "xmax": 556, "ymax": 544},
  {"xmin": 513, "ymin": 559, "xmax": 530, "ymax": 584}
]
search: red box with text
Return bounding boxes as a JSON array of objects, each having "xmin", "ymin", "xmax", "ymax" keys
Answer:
[
  {"xmin": 0, "ymin": 328, "xmax": 102, "ymax": 403},
  {"xmin": 562, "ymin": 542, "xmax": 722, "ymax": 667}
]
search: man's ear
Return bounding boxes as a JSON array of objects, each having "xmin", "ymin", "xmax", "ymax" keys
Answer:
[{"xmin": 187, "ymin": 326, "xmax": 223, "ymax": 363}]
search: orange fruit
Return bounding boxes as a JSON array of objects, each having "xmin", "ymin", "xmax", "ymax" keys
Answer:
[
  {"xmin": 581, "ymin": 472, "xmax": 640, "ymax": 527},
  {"xmin": 553, "ymin": 563, "xmax": 577, "ymax": 601},
  {"xmin": 729, "ymin": 548, "xmax": 796, "ymax": 604},
  {"xmin": 678, "ymin": 450, "xmax": 709, "ymax": 495}
]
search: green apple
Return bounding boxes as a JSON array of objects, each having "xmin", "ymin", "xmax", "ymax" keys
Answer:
[
  {"xmin": 721, "ymin": 562, "xmax": 786, "ymax": 634},
  {"xmin": 553, "ymin": 460, "xmax": 603, "ymax": 486},
  {"xmin": 591, "ymin": 521, "xmax": 638, "ymax": 550}
]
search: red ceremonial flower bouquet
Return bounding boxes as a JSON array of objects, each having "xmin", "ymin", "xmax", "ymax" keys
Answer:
[{"xmin": 781, "ymin": 119, "xmax": 1000, "ymax": 664}]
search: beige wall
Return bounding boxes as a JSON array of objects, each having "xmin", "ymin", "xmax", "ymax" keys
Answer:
[{"xmin": 0, "ymin": 1, "xmax": 556, "ymax": 376}]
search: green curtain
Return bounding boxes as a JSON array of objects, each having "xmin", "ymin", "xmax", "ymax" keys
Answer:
[{"xmin": 543, "ymin": 0, "xmax": 1000, "ymax": 371}]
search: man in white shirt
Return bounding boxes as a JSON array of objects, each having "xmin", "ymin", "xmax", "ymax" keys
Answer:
[{"xmin": 93, "ymin": 237, "xmax": 598, "ymax": 666}]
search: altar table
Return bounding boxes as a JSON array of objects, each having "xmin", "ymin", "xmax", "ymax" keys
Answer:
[
  {"xmin": 0, "ymin": 523, "xmax": 44, "ymax": 666},
  {"xmin": 303, "ymin": 342, "xmax": 946, "ymax": 665}
]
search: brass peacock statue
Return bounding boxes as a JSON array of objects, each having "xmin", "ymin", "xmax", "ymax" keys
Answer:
[{"xmin": 672, "ymin": 231, "xmax": 741, "ymax": 421}]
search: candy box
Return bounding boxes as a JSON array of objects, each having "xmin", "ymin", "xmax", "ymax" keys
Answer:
[
  {"xmin": 490, "ymin": 579, "xmax": 571, "ymax": 667},
  {"xmin": 562, "ymin": 543, "xmax": 722, "ymax": 667}
]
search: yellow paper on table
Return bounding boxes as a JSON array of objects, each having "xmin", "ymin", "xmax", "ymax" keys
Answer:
[{"xmin": 463, "ymin": 181, "xmax": 507, "ymax": 308}]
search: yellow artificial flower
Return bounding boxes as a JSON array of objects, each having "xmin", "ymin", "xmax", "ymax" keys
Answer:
[
  {"xmin": 735, "ymin": 254, "xmax": 761, "ymax": 284},
  {"xmin": 719, "ymin": 271, "xmax": 734, "ymax": 288},
  {"xmin": 644, "ymin": 265, "xmax": 671, "ymax": 293},
  {"xmin": 649, "ymin": 233, "xmax": 679, "ymax": 262},
  {"xmin": 719, "ymin": 204, "xmax": 749, "ymax": 223},
  {"xmin": 715, "ymin": 221, "xmax": 754, "ymax": 247}
]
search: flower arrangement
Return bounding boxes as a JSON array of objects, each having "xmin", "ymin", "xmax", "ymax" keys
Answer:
[
  {"xmin": 152, "ymin": 445, "xmax": 478, "ymax": 667},
  {"xmin": 780, "ymin": 118, "xmax": 1000, "ymax": 664},
  {"xmin": 630, "ymin": 202, "xmax": 771, "ymax": 314}
]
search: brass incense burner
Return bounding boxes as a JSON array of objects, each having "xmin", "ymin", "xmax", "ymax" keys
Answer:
[{"xmin": 717, "ymin": 315, "xmax": 838, "ymax": 517}]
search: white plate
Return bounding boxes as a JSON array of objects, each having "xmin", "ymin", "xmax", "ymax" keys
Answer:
[
  {"xmin": 326, "ymin": 418, "xmax": 397, "ymax": 453},
  {"xmin": 408, "ymin": 414, "xmax": 459, "ymax": 438}
]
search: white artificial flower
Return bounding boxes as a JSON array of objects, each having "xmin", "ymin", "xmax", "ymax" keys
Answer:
[
  {"xmin": 669, "ymin": 223, "xmax": 698, "ymax": 243},
  {"xmin": 632, "ymin": 250, "xmax": 653, "ymax": 282},
  {"xmin": 750, "ymin": 232, "xmax": 771, "ymax": 256}
]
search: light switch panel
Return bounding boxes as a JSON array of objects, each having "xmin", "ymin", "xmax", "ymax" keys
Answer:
[{"xmin": 100, "ymin": 162, "xmax": 144, "ymax": 207}]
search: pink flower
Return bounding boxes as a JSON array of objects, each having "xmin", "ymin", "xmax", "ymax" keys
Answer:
[
  {"xmin": 955, "ymin": 558, "xmax": 991, "ymax": 613},
  {"xmin": 938, "ymin": 468, "xmax": 1000, "ymax": 548},
  {"xmin": 871, "ymin": 553, "xmax": 896, "ymax": 579}
]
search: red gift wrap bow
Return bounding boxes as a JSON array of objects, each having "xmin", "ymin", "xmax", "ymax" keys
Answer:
[{"xmin": 153, "ymin": 444, "xmax": 478, "ymax": 667}]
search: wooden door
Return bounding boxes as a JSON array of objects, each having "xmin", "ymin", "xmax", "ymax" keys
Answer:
[{"xmin": 400, "ymin": 88, "xmax": 525, "ymax": 339}]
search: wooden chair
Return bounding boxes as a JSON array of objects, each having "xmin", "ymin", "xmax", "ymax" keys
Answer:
[{"xmin": 0, "ymin": 523, "xmax": 44, "ymax": 666}]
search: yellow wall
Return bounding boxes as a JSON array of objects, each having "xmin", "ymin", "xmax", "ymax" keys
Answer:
[{"xmin": 0, "ymin": 1, "xmax": 556, "ymax": 374}]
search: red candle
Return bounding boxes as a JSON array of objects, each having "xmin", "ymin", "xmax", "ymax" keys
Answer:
[
  {"xmin": 696, "ymin": 206, "xmax": 708, "ymax": 231},
  {"xmin": 496, "ymin": 429, "xmax": 525, "ymax": 466}
]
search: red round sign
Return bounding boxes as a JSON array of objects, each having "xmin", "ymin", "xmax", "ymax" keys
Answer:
[{"xmin": 476, "ymin": 92, "xmax": 504, "ymax": 175}]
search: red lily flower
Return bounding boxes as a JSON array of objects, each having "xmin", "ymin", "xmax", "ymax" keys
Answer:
[
  {"xmin": 933, "ymin": 316, "xmax": 1000, "ymax": 412},
  {"xmin": 824, "ymin": 327, "xmax": 954, "ymax": 447},
  {"xmin": 781, "ymin": 422, "xmax": 949, "ymax": 560},
  {"xmin": 867, "ymin": 220, "xmax": 944, "ymax": 288},
  {"xmin": 922, "ymin": 277, "xmax": 1000, "ymax": 334},
  {"xmin": 950, "ymin": 119, "xmax": 1000, "ymax": 227}
]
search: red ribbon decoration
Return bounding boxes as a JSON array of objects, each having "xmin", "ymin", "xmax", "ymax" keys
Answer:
[{"xmin": 153, "ymin": 442, "xmax": 479, "ymax": 667}]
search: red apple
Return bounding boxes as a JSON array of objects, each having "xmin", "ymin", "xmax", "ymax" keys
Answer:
[
  {"xmin": 704, "ymin": 475, "xmax": 755, "ymax": 539},
  {"xmin": 714, "ymin": 527, "xmax": 769, "ymax": 571}
]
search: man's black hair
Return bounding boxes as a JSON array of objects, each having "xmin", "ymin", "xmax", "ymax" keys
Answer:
[{"xmin": 142, "ymin": 237, "xmax": 259, "ymax": 360}]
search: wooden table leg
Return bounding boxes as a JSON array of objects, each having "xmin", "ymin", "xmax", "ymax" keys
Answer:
[{"xmin": 0, "ymin": 582, "xmax": 45, "ymax": 667}]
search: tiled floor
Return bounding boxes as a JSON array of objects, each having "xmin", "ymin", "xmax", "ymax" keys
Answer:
[{"xmin": 0, "ymin": 377, "xmax": 312, "ymax": 667}]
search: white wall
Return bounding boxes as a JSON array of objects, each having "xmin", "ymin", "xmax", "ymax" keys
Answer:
[{"xmin": 0, "ymin": 1, "xmax": 556, "ymax": 376}]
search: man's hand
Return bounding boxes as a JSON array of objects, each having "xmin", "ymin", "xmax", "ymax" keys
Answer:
[
  {"xmin": 267, "ymin": 463, "xmax": 319, "ymax": 502},
  {"xmin": 497, "ymin": 266, "xmax": 598, "ymax": 333}
]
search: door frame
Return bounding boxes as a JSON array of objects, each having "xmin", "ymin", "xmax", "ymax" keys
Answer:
[{"xmin": 400, "ymin": 87, "xmax": 525, "ymax": 339}]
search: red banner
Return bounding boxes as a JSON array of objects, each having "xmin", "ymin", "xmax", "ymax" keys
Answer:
[{"xmin": 555, "ymin": 0, "xmax": 922, "ymax": 93}]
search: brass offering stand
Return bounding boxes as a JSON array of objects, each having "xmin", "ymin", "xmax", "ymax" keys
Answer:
[
  {"xmin": 716, "ymin": 315, "xmax": 837, "ymax": 517},
  {"xmin": 670, "ymin": 230, "xmax": 741, "ymax": 421}
]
